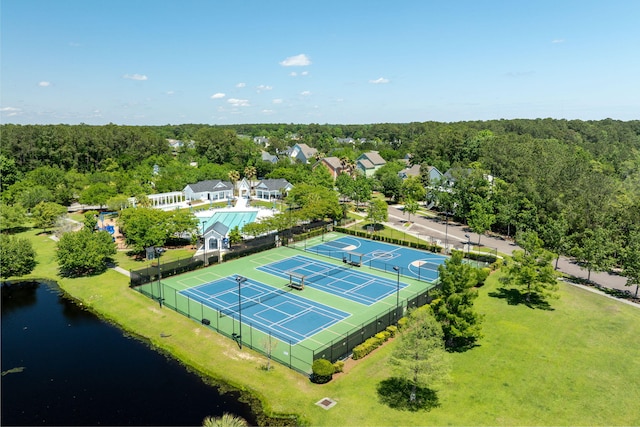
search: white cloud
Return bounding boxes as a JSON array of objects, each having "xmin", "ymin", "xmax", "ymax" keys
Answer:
[
  {"xmin": 369, "ymin": 77, "xmax": 390, "ymax": 84},
  {"xmin": 280, "ymin": 54, "xmax": 311, "ymax": 67},
  {"xmin": 166, "ymin": 90, "xmax": 175, "ymax": 95},
  {"xmin": 290, "ymin": 72, "xmax": 297, "ymax": 77},
  {"xmin": 211, "ymin": 92, "xmax": 226, "ymax": 99},
  {"xmin": 301, "ymin": 71, "xmax": 309, "ymax": 76},
  {"xmin": 123, "ymin": 74, "xmax": 148, "ymax": 81},
  {"xmin": 256, "ymin": 85, "xmax": 273, "ymax": 92},
  {"xmin": 261, "ymin": 109, "xmax": 275, "ymax": 114},
  {"xmin": 236, "ymin": 82, "xmax": 246, "ymax": 88},
  {"xmin": 0, "ymin": 107, "xmax": 22, "ymax": 117},
  {"xmin": 551, "ymin": 39, "xmax": 565, "ymax": 44},
  {"xmin": 38, "ymin": 81, "xmax": 51, "ymax": 87},
  {"xmin": 272, "ymin": 98, "xmax": 283, "ymax": 104},
  {"xmin": 227, "ymin": 98, "xmax": 250, "ymax": 107},
  {"xmin": 300, "ymin": 90, "xmax": 312, "ymax": 96}
]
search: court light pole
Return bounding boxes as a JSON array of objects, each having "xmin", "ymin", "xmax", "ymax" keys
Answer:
[
  {"xmin": 155, "ymin": 247, "xmax": 165, "ymax": 308},
  {"xmin": 202, "ymin": 222, "xmax": 207, "ymax": 266},
  {"xmin": 393, "ymin": 266, "xmax": 400, "ymax": 313},
  {"xmin": 234, "ymin": 275, "xmax": 247, "ymax": 349}
]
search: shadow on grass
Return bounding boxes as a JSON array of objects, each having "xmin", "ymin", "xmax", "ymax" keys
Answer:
[
  {"xmin": 376, "ymin": 377, "xmax": 439, "ymax": 412},
  {"xmin": 488, "ymin": 287, "xmax": 554, "ymax": 311}
]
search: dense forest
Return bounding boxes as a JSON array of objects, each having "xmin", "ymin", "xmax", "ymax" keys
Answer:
[{"xmin": 1, "ymin": 119, "xmax": 639, "ymax": 284}]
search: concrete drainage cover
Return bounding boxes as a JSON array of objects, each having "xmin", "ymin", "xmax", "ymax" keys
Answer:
[{"xmin": 316, "ymin": 397, "xmax": 337, "ymax": 410}]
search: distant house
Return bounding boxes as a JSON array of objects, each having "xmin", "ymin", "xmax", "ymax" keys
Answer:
[
  {"xmin": 444, "ymin": 167, "xmax": 494, "ymax": 187},
  {"xmin": 356, "ymin": 151, "xmax": 386, "ymax": 177},
  {"xmin": 398, "ymin": 164, "xmax": 421, "ymax": 180},
  {"xmin": 253, "ymin": 136, "xmax": 269, "ymax": 146},
  {"xmin": 424, "ymin": 166, "xmax": 444, "ymax": 184},
  {"xmin": 319, "ymin": 156, "xmax": 344, "ymax": 180},
  {"xmin": 290, "ymin": 143, "xmax": 318, "ymax": 164},
  {"xmin": 183, "ymin": 180, "xmax": 234, "ymax": 201},
  {"xmin": 260, "ymin": 150, "xmax": 278, "ymax": 164},
  {"xmin": 254, "ymin": 178, "xmax": 293, "ymax": 200}
]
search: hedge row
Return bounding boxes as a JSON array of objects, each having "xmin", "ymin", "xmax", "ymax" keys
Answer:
[
  {"xmin": 335, "ymin": 227, "xmax": 443, "ymax": 253},
  {"xmin": 450, "ymin": 249, "xmax": 498, "ymax": 264},
  {"xmin": 352, "ymin": 326, "xmax": 396, "ymax": 360}
]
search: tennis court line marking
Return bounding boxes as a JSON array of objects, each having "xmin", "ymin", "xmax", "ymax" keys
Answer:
[{"xmin": 179, "ymin": 277, "xmax": 351, "ymax": 344}]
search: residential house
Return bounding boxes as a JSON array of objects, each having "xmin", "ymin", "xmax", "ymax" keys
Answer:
[
  {"xmin": 183, "ymin": 180, "xmax": 234, "ymax": 201},
  {"xmin": 237, "ymin": 177, "xmax": 251, "ymax": 199},
  {"xmin": 204, "ymin": 221, "xmax": 229, "ymax": 250},
  {"xmin": 254, "ymin": 178, "xmax": 293, "ymax": 200},
  {"xmin": 356, "ymin": 151, "xmax": 386, "ymax": 177},
  {"xmin": 398, "ymin": 164, "xmax": 421, "ymax": 180},
  {"xmin": 260, "ymin": 150, "xmax": 278, "ymax": 164},
  {"xmin": 444, "ymin": 167, "xmax": 494, "ymax": 187},
  {"xmin": 290, "ymin": 143, "xmax": 318, "ymax": 164},
  {"xmin": 318, "ymin": 156, "xmax": 344, "ymax": 180}
]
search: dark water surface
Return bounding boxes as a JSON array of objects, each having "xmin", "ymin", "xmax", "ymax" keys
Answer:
[{"xmin": 1, "ymin": 281, "xmax": 258, "ymax": 426}]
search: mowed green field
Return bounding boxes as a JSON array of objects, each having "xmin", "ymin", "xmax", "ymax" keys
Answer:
[{"xmin": 7, "ymin": 227, "xmax": 640, "ymax": 426}]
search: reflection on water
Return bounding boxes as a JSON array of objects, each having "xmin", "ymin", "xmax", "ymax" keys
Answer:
[{"xmin": 1, "ymin": 281, "xmax": 257, "ymax": 426}]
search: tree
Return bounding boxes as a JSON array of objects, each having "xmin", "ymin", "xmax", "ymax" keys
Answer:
[
  {"xmin": 84, "ymin": 210, "xmax": 99, "ymax": 231},
  {"xmin": 56, "ymin": 229, "xmax": 116, "ymax": 276},
  {"xmin": 401, "ymin": 176, "xmax": 426, "ymax": 203},
  {"xmin": 79, "ymin": 182, "xmax": 117, "ymax": 207},
  {"xmin": 539, "ymin": 214, "xmax": 569, "ymax": 270},
  {"xmin": 403, "ymin": 198, "xmax": 419, "ymax": 223},
  {"xmin": 335, "ymin": 172, "xmax": 355, "ymax": 203},
  {"xmin": 227, "ymin": 170, "xmax": 240, "ymax": 197},
  {"xmin": 0, "ymin": 203, "xmax": 28, "ymax": 232},
  {"xmin": 31, "ymin": 201, "xmax": 67, "ymax": 231},
  {"xmin": 118, "ymin": 208, "xmax": 168, "ymax": 253},
  {"xmin": 571, "ymin": 227, "xmax": 615, "ymax": 282},
  {"xmin": 351, "ymin": 175, "xmax": 372, "ymax": 211},
  {"xmin": 367, "ymin": 199, "xmax": 388, "ymax": 233},
  {"xmin": 202, "ymin": 413, "xmax": 248, "ymax": 427},
  {"xmin": 467, "ymin": 199, "xmax": 495, "ymax": 245},
  {"xmin": 388, "ymin": 308, "xmax": 450, "ymax": 404},
  {"xmin": 432, "ymin": 251, "xmax": 484, "ymax": 350},
  {"xmin": 228, "ymin": 226, "xmax": 242, "ymax": 248},
  {"xmin": 0, "ymin": 234, "xmax": 37, "ymax": 278},
  {"xmin": 504, "ymin": 231, "xmax": 559, "ymax": 303},
  {"xmin": 621, "ymin": 229, "xmax": 640, "ymax": 298}
]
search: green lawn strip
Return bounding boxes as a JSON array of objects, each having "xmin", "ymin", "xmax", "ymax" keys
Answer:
[
  {"xmin": 113, "ymin": 247, "xmax": 196, "ymax": 271},
  {"xmin": 6, "ymin": 227, "xmax": 640, "ymax": 426}
]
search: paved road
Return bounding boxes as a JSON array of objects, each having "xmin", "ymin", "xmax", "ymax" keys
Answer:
[{"xmin": 385, "ymin": 205, "xmax": 633, "ymax": 294}]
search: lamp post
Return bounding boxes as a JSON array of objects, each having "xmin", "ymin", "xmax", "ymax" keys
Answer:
[
  {"xmin": 465, "ymin": 234, "xmax": 471, "ymax": 261},
  {"xmin": 155, "ymin": 247, "xmax": 165, "ymax": 308},
  {"xmin": 393, "ymin": 266, "xmax": 400, "ymax": 313},
  {"xmin": 444, "ymin": 211, "xmax": 449, "ymax": 253},
  {"xmin": 234, "ymin": 275, "xmax": 247, "ymax": 349},
  {"xmin": 202, "ymin": 222, "xmax": 207, "ymax": 266}
]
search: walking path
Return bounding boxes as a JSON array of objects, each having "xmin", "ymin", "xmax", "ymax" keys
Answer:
[{"xmin": 384, "ymin": 205, "xmax": 635, "ymax": 297}]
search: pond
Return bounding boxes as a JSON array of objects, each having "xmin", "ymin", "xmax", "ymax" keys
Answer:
[{"xmin": 1, "ymin": 280, "xmax": 258, "ymax": 426}]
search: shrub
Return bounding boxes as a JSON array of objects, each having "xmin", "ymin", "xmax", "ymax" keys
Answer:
[
  {"xmin": 475, "ymin": 267, "xmax": 491, "ymax": 287},
  {"xmin": 397, "ymin": 316, "xmax": 409, "ymax": 330},
  {"xmin": 311, "ymin": 358, "xmax": 334, "ymax": 384},
  {"xmin": 386, "ymin": 325, "xmax": 398, "ymax": 337},
  {"xmin": 333, "ymin": 360, "xmax": 345, "ymax": 373}
]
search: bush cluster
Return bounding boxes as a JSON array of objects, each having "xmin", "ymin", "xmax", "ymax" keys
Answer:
[
  {"xmin": 352, "ymin": 328, "xmax": 394, "ymax": 360},
  {"xmin": 311, "ymin": 358, "xmax": 335, "ymax": 384}
]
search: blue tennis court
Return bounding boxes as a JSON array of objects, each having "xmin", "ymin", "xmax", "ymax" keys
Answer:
[
  {"xmin": 178, "ymin": 276, "xmax": 349, "ymax": 345},
  {"xmin": 257, "ymin": 255, "xmax": 408, "ymax": 306},
  {"xmin": 307, "ymin": 235, "xmax": 447, "ymax": 282}
]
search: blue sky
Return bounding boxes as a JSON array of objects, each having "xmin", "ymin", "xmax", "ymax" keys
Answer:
[{"xmin": 2, "ymin": 0, "xmax": 639, "ymax": 125}]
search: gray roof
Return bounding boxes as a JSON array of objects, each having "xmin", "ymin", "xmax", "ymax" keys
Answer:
[
  {"xmin": 358, "ymin": 151, "xmax": 386, "ymax": 166},
  {"xmin": 322, "ymin": 156, "xmax": 343, "ymax": 170},
  {"xmin": 205, "ymin": 221, "xmax": 229, "ymax": 237},
  {"xmin": 256, "ymin": 178, "xmax": 292, "ymax": 192},
  {"xmin": 358, "ymin": 159, "xmax": 374, "ymax": 169},
  {"xmin": 399, "ymin": 164, "xmax": 421, "ymax": 178},
  {"xmin": 261, "ymin": 150, "xmax": 278, "ymax": 163},
  {"xmin": 185, "ymin": 180, "xmax": 233, "ymax": 193},
  {"xmin": 294, "ymin": 143, "xmax": 318, "ymax": 159}
]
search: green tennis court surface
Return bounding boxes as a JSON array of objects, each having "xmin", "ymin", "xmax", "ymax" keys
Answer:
[{"xmin": 143, "ymin": 233, "xmax": 440, "ymax": 373}]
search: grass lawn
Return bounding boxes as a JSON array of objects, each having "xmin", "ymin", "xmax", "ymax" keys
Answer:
[{"xmin": 5, "ymin": 227, "xmax": 640, "ymax": 426}]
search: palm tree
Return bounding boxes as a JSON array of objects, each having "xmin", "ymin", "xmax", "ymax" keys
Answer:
[
  {"xmin": 227, "ymin": 170, "xmax": 240, "ymax": 197},
  {"xmin": 243, "ymin": 165, "xmax": 257, "ymax": 197},
  {"xmin": 202, "ymin": 413, "xmax": 248, "ymax": 427}
]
